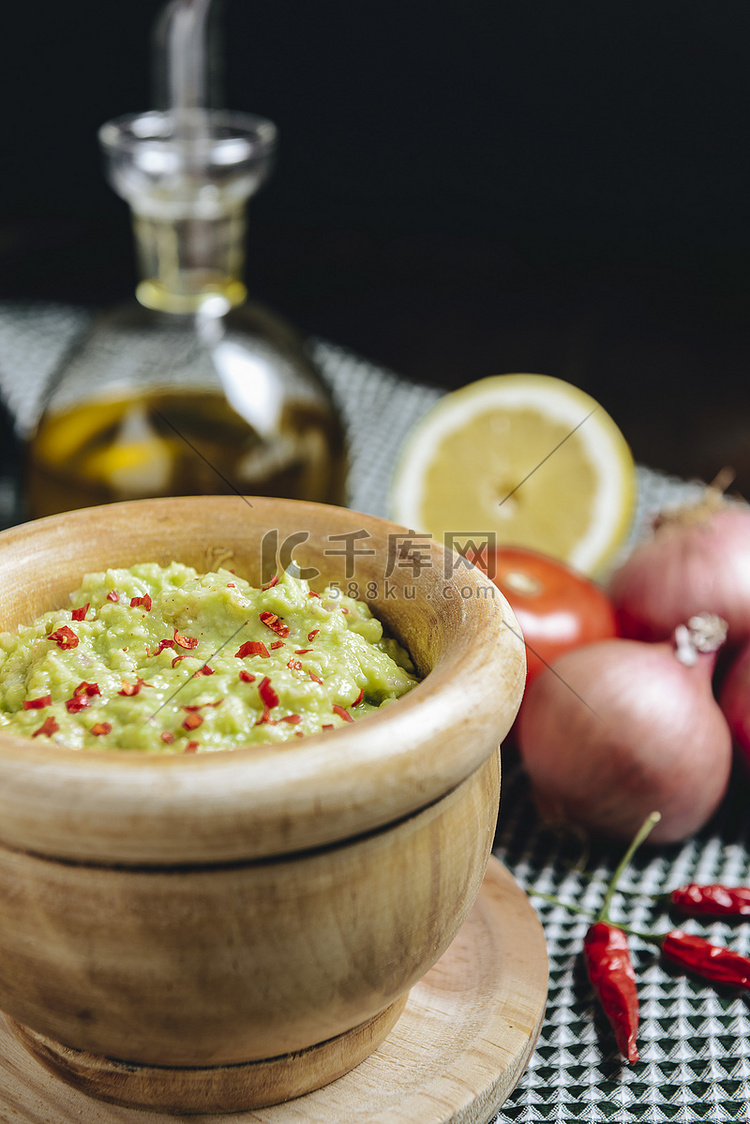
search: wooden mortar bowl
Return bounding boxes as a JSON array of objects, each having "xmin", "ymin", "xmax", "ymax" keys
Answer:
[{"xmin": 0, "ymin": 496, "xmax": 526, "ymax": 1111}]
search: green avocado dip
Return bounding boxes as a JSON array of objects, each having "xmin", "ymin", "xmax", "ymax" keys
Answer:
[{"xmin": 0, "ymin": 563, "xmax": 420, "ymax": 753}]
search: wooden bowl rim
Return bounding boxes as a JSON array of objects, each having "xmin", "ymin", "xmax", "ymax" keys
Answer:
[{"xmin": 0, "ymin": 497, "xmax": 525, "ymax": 865}]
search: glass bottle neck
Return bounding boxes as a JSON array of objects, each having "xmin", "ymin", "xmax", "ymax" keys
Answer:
[{"xmin": 132, "ymin": 206, "xmax": 248, "ymax": 314}]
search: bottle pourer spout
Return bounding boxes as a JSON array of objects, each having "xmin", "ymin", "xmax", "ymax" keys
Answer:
[{"xmin": 152, "ymin": 0, "xmax": 220, "ymax": 113}]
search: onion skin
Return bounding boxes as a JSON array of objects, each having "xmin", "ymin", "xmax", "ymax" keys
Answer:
[
  {"xmin": 609, "ymin": 502, "xmax": 750, "ymax": 646},
  {"xmin": 719, "ymin": 638, "xmax": 750, "ymax": 771},
  {"xmin": 517, "ymin": 636, "xmax": 732, "ymax": 845}
]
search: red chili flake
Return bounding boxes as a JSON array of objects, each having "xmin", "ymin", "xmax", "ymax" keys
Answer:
[
  {"xmin": 352, "ymin": 688, "xmax": 364, "ymax": 707},
  {"xmin": 182, "ymin": 713, "xmax": 203, "ymax": 731},
  {"xmin": 308, "ymin": 590, "xmax": 321, "ymax": 599},
  {"xmin": 90, "ymin": 722, "xmax": 112, "ymax": 736},
  {"xmin": 260, "ymin": 611, "xmax": 289, "ymax": 638},
  {"xmin": 294, "ymin": 648, "xmax": 313, "ymax": 655},
  {"xmin": 226, "ymin": 582, "xmax": 236, "ymax": 588},
  {"xmin": 239, "ymin": 670, "xmax": 256, "ymax": 684},
  {"xmin": 332, "ymin": 704, "xmax": 353, "ymax": 723},
  {"xmin": 174, "ymin": 628, "xmax": 199, "ymax": 650},
  {"xmin": 307, "ymin": 629, "xmax": 319, "ymax": 642},
  {"xmin": 64, "ymin": 684, "xmax": 99, "ymax": 714},
  {"xmin": 295, "ymin": 730, "xmax": 305, "ymax": 737},
  {"xmin": 130, "ymin": 594, "xmax": 152, "ymax": 611},
  {"xmin": 153, "ymin": 638, "xmax": 176, "ymax": 656},
  {"xmin": 32, "ymin": 715, "xmax": 59, "ymax": 738},
  {"xmin": 183, "ymin": 701, "xmax": 222, "ymax": 712},
  {"xmin": 660, "ymin": 931, "xmax": 750, "ymax": 989},
  {"xmin": 193, "ymin": 665, "xmax": 214, "ymax": 677},
  {"xmin": 255, "ymin": 706, "xmax": 274, "ymax": 726},
  {"xmin": 107, "ymin": 590, "xmax": 119, "ymax": 602},
  {"xmin": 71, "ymin": 603, "xmax": 90, "ymax": 622},
  {"xmin": 322, "ymin": 723, "xmax": 334, "ymax": 729},
  {"xmin": 287, "ymin": 658, "xmax": 303, "ymax": 672},
  {"xmin": 309, "ymin": 672, "xmax": 323, "ymax": 685},
  {"xmin": 118, "ymin": 677, "xmax": 151, "ymax": 697},
  {"xmin": 280, "ymin": 714, "xmax": 302, "ymax": 725},
  {"xmin": 74, "ymin": 681, "xmax": 101, "ymax": 698},
  {"xmin": 258, "ymin": 676, "xmax": 280, "ymax": 709},
  {"xmin": 341, "ymin": 607, "xmax": 350, "ymax": 614},
  {"xmin": 236, "ymin": 640, "xmax": 269, "ymax": 659},
  {"xmin": 269, "ymin": 640, "xmax": 285, "ymax": 650},
  {"xmin": 262, "ymin": 575, "xmax": 280, "ymax": 589},
  {"xmin": 48, "ymin": 626, "xmax": 78, "ymax": 650},
  {"xmin": 669, "ymin": 884, "xmax": 750, "ymax": 919},
  {"xmin": 172, "ymin": 654, "xmax": 186, "ymax": 668},
  {"xmin": 184, "ymin": 741, "xmax": 199, "ymax": 753},
  {"xmin": 160, "ymin": 731, "xmax": 175, "ymax": 744},
  {"xmin": 23, "ymin": 695, "xmax": 52, "ymax": 710},
  {"xmin": 584, "ymin": 922, "xmax": 639, "ymax": 1063}
]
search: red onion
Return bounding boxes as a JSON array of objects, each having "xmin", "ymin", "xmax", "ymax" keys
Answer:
[
  {"xmin": 517, "ymin": 614, "xmax": 732, "ymax": 844},
  {"xmin": 608, "ymin": 487, "xmax": 750, "ymax": 646},
  {"xmin": 719, "ymin": 638, "xmax": 750, "ymax": 771}
]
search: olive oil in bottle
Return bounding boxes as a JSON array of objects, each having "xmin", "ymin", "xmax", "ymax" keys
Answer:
[{"xmin": 26, "ymin": 6, "xmax": 346, "ymax": 518}]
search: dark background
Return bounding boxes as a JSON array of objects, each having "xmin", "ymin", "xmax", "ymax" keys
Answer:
[{"xmin": 2, "ymin": 1, "xmax": 750, "ymax": 489}]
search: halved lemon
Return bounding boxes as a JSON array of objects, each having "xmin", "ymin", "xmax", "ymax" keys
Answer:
[{"xmin": 390, "ymin": 373, "xmax": 637, "ymax": 576}]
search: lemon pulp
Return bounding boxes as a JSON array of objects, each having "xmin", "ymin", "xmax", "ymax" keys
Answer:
[{"xmin": 390, "ymin": 373, "xmax": 637, "ymax": 576}]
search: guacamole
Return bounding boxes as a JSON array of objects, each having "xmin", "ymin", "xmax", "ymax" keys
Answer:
[{"xmin": 0, "ymin": 563, "xmax": 420, "ymax": 753}]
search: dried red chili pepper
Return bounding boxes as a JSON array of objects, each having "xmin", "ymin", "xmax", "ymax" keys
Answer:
[
  {"xmin": 66, "ymin": 695, "xmax": 90, "ymax": 714},
  {"xmin": 130, "ymin": 595, "xmax": 152, "ymax": 611},
  {"xmin": 152, "ymin": 638, "xmax": 176, "ymax": 656},
  {"xmin": 577, "ymin": 813, "xmax": 660, "ymax": 1065},
  {"xmin": 74, "ymin": 681, "xmax": 101, "ymax": 698},
  {"xmin": 332, "ymin": 704, "xmax": 353, "ymax": 723},
  {"xmin": 106, "ymin": 590, "xmax": 119, "ymax": 602},
  {"xmin": 23, "ymin": 695, "xmax": 52, "ymax": 710},
  {"xmin": 352, "ymin": 688, "xmax": 364, "ymax": 707},
  {"xmin": 184, "ymin": 741, "xmax": 199, "ymax": 753},
  {"xmin": 171, "ymin": 654, "xmax": 186, "ymax": 668},
  {"xmin": 307, "ymin": 629, "xmax": 319, "ymax": 642},
  {"xmin": 583, "ymin": 922, "xmax": 640, "ymax": 1064},
  {"xmin": 67, "ymin": 681, "xmax": 101, "ymax": 712},
  {"xmin": 174, "ymin": 628, "xmax": 199, "ymax": 650},
  {"xmin": 71, "ymin": 603, "xmax": 89, "ymax": 621},
  {"xmin": 294, "ymin": 648, "xmax": 313, "ymax": 655},
  {"xmin": 669, "ymin": 884, "xmax": 750, "ymax": 919},
  {"xmin": 182, "ymin": 713, "xmax": 203, "ymax": 731},
  {"xmin": 239, "ymin": 670, "xmax": 256, "ymax": 684},
  {"xmin": 255, "ymin": 706, "xmax": 274, "ymax": 726},
  {"xmin": 236, "ymin": 640, "xmax": 269, "ymax": 659},
  {"xmin": 118, "ymin": 678, "xmax": 151, "ymax": 697},
  {"xmin": 262, "ymin": 575, "xmax": 279, "ymax": 590},
  {"xmin": 258, "ymin": 676, "xmax": 279, "ymax": 709},
  {"xmin": 160, "ymin": 731, "xmax": 175, "ymax": 744},
  {"xmin": 260, "ymin": 611, "xmax": 289, "ymax": 638},
  {"xmin": 280, "ymin": 714, "xmax": 302, "ymax": 724},
  {"xmin": 193, "ymin": 665, "xmax": 214, "ymax": 677},
  {"xmin": 309, "ymin": 672, "xmax": 323, "ymax": 685},
  {"xmin": 90, "ymin": 722, "xmax": 112, "ymax": 736},
  {"xmin": 48, "ymin": 626, "xmax": 78, "ymax": 650},
  {"xmin": 287, "ymin": 658, "xmax": 303, "ymax": 672},
  {"xmin": 660, "ymin": 931, "xmax": 750, "ymax": 988},
  {"xmin": 32, "ymin": 715, "xmax": 59, "ymax": 738}
]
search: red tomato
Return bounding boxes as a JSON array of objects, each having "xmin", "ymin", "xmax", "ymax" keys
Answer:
[{"xmin": 477, "ymin": 547, "xmax": 619, "ymax": 685}]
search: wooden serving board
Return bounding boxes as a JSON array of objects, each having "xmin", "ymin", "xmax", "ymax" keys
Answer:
[{"xmin": 0, "ymin": 858, "xmax": 548, "ymax": 1124}]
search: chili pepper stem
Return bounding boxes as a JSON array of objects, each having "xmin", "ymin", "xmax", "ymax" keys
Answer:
[{"xmin": 597, "ymin": 812, "xmax": 662, "ymax": 923}]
